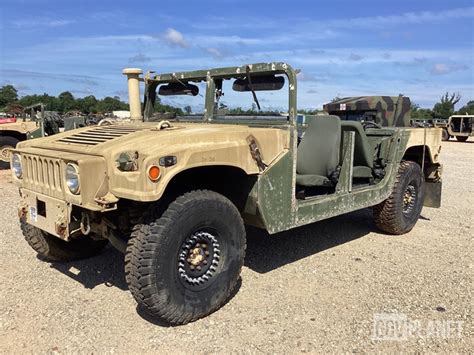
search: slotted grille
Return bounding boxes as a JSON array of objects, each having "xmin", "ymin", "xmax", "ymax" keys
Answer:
[
  {"xmin": 56, "ymin": 125, "xmax": 148, "ymax": 145},
  {"xmin": 22, "ymin": 155, "xmax": 63, "ymax": 198}
]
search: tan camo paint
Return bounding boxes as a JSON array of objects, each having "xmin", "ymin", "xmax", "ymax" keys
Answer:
[
  {"xmin": 14, "ymin": 121, "xmax": 290, "ymax": 206},
  {"xmin": 405, "ymin": 127, "xmax": 443, "ymax": 163},
  {"xmin": 0, "ymin": 121, "xmax": 39, "ymax": 135}
]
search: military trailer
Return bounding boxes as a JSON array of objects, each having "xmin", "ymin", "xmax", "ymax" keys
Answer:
[
  {"xmin": 11, "ymin": 63, "xmax": 443, "ymax": 325},
  {"xmin": 447, "ymin": 114, "xmax": 473, "ymax": 142}
]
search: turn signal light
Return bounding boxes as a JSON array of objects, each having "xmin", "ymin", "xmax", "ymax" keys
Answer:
[{"xmin": 148, "ymin": 165, "xmax": 161, "ymax": 181}]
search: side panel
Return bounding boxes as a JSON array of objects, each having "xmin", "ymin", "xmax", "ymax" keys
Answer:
[{"xmin": 256, "ymin": 129, "xmax": 412, "ymax": 234}]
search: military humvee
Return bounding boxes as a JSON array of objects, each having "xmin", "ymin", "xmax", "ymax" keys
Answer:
[
  {"xmin": 0, "ymin": 104, "xmax": 86, "ymax": 168},
  {"xmin": 11, "ymin": 63, "xmax": 443, "ymax": 325},
  {"xmin": 447, "ymin": 114, "xmax": 473, "ymax": 142}
]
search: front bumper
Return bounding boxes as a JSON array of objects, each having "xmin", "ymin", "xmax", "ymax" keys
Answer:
[{"xmin": 19, "ymin": 188, "xmax": 72, "ymax": 240}]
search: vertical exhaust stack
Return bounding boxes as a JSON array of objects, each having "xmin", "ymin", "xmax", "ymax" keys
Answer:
[{"xmin": 122, "ymin": 68, "xmax": 143, "ymax": 122}]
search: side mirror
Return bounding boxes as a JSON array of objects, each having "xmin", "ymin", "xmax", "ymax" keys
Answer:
[
  {"xmin": 232, "ymin": 75, "xmax": 285, "ymax": 92},
  {"xmin": 158, "ymin": 82, "xmax": 199, "ymax": 96}
]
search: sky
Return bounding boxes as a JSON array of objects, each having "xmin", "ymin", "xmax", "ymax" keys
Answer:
[{"xmin": 0, "ymin": 0, "xmax": 473, "ymax": 111}]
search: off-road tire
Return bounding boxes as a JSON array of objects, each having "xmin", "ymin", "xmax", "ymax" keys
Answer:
[
  {"xmin": 0, "ymin": 136, "xmax": 19, "ymax": 169},
  {"xmin": 21, "ymin": 220, "xmax": 108, "ymax": 261},
  {"xmin": 441, "ymin": 129, "xmax": 450, "ymax": 141},
  {"xmin": 455, "ymin": 135, "xmax": 469, "ymax": 142},
  {"xmin": 125, "ymin": 190, "xmax": 246, "ymax": 325},
  {"xmin": 373, "ymin": 161, "xmax": 425, "ymax": 235}
]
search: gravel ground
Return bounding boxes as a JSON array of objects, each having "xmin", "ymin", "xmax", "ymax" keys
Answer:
[{"xmin": 0, "ymin": 140, "xmax": 472, "ymax": 353}]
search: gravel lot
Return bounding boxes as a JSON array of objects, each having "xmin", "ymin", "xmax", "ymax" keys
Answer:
[{"xmin": 0, "ymin": 140, "xmax": 472, "ymax": 353}]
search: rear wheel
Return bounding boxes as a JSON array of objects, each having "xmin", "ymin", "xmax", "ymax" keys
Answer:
[
  {"xmin": 0, "ymin": 136, "xmax": 19, "ymax": 169},
  {"xmin": 455, "ymin": 135, "xmax": 469, "ymax": 142},
  {"xmin": 441, "ymin": 129, "xmax": 450, "ymax": 141},
  {"xmin": 21, "ymin": 221, "xmax": 108, "ymax": 261},
  {"xmin": 125, "ymin": 190, "xmax": 246, "ymax": 325},
  {"xmin": 373, "ymin": 161, "xmax": 425, "ymax": 235}
]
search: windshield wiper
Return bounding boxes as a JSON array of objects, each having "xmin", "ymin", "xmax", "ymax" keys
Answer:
[{"xmin": 246, "ymin": 67, "xmax": 261, "ymax": 111}]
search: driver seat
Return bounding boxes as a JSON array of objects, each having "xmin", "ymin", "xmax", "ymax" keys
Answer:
[{"xmin": 296, "ymin": 115, "xmax": 341, "ymax": 187}]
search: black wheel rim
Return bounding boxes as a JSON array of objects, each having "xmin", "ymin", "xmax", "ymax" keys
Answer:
[
  {"xmin": 178, "ymin": 230, "xmax": 221, "ymax": 290},
  {"xmin": 403, "ymin": 183, "xmax": 417, "ymax": 215}
]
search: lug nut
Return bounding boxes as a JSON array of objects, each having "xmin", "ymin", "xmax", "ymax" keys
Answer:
[
  {"xmin": 190, "ymin": 265, "xmax": 195, "ymax": 270},
  {"xmin": 196, "ymin": 243, "xmax": 200, "ymax": 247},
  {"xmin": 205, "ymin": 251, "xmax": 210, "ymax": 256},
  {"xmin": 197, "ymin": 266, "xmax": 202, "ymax": 271},
  {"xmin": 203, "ymin": 260, "xmax": 208, "ymax": 265},
  {"xmin": 202, "ymin": 244, "xmax": 207, "ymax": 249}
]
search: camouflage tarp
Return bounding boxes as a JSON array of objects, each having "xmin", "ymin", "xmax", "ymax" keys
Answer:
[{"xmin": 323, "ymin": 95, "xmax": 411, "ymax": 127}]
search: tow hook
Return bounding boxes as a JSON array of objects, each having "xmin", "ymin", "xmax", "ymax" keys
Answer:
[
  {"xmin": 80, "ymin": 213, "xmax": 91, "ymax": 235},
  {"xmin": 55, "ymin": 219, "xmax": 67, "ymax": 237},
  {"xmin": 18, "ymin": 206, "xmax": 27, "ymax": 219}
]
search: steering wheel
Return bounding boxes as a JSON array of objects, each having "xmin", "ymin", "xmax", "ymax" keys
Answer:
[{"xmin": 362, "ymin": 121, "xmax": 382, "ymax": 130}]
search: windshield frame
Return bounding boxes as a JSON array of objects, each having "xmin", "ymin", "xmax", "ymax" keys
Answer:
[{"xmin": 143, "ymin": 62, "xmax": 297, "ymax": 126}]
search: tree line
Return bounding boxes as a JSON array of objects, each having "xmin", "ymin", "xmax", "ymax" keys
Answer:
[
  {"xmin": 0, "ymin": 84, "xmax": 472, "ymax": 118},
  {"xmin": 0, "ymin": 85, "xmax": 184, "ymax": 115}
]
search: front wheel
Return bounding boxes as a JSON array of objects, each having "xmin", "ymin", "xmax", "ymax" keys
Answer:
[
  {"xmin": 125, "ymin": 190, "xmax": 246, "ymax": 325},
  {"xmin": 455, "ymin": 135, "xmax": 469, "ymax": 142},
  {"xmin": 0, "ymin": 136, "xmax": 19, "ymax": 169},
  {"xmin": 21, "ymin": 221, "xmax": 108, "ymax": 261},
  {"xmin": 373, "ymin": 161, "xmax": 425, "ymax": 235},
  {"xmin": 441, "ymin": 129, "xmax": 450, "ymax": 141}
]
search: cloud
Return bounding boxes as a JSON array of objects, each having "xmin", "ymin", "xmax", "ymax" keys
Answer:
[
  {"xmin": 320, "ymin": 7, "xmax": 474, "ymax": 29},
  {"xmin": 430, "ymin": 63, "xmax": 469, "ymax": 75},
  {"xmin": 128, "ymin": 53, "xmax": 152, "ymax": 63},
  {"xmin": 203, "ymin": 47, "xmax": 225, "ymax": 60},
  {"xmin": 12, "ymin": 18, "xmax": 76, "ymax": 29},
  {"xmin": 162, "ymin": 28, "xmax": 188, "ymax": 48},
  {"xmin": 348, "ymin": 53, "xmax": 364, "ymax": 61},
  {"xmin": 0, "ymin": 69, "xmax": 99, "ymax": 86},
  {"xmin": 306, "ymin": 89, "xmax": 318, "ymax": 94}
]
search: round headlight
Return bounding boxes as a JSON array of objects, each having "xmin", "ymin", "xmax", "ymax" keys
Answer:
[
  {"xmin": 12, "ymin": 154, "xmax": 22, "ymax": 179},
  {"xmin": 66, "ymin": 163, "xmax": 80, "ymax": 194}
]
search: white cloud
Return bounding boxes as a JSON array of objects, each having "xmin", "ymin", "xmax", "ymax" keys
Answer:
[
  {"xmin": 12, "ymin": 18, "xmax": 76, "ymax": 29},
  {"xmin": 162, "ymin": 28, "xmax": 188, "ymax": 48},
  {"xmin": 430, "ymin": 63, "xmax": 469, "ymax": 75},
  {"xmin": 204, "ymin": 47, "xmax": 225, "ymax": 60}
]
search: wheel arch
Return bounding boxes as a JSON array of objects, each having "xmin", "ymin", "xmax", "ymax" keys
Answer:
[
  {"xmin": 159, "ymin": 165, "xmax": 258, "ymax": 212},
  {"xmin": 0, "ymin": 130, "xmax": 27, "ymax": 142}
]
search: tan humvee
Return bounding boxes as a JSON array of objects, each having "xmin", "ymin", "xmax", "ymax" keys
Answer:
[{"xmin": 11, "ymin": 63, "xmax": 443, "ymax": 325}]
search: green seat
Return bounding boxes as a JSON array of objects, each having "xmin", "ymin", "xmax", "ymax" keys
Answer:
[
  {"xmin": 340, "ymin": 121, "xmax": 374, "ymax": 178},
  {"xmin": 296, "ymin": 115, "xmax": 341, "ymax": 187}
]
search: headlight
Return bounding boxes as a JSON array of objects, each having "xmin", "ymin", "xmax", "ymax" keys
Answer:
[
  {"xmin": 66, "ymin": 163, "xmax": 80, "ymax": 194},
  {"xmin": 12, "ymin": 154, "xmax": 22, "ymax": 179}
]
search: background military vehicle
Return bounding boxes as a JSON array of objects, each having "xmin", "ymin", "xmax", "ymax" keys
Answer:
[
  {"xmin": 447, "ymin": 114, "xmax": 473, "ymax": 142},
  {"xmin": 0, "ymin": 104, "xmax": 86, "ymax": 168},
  {"xmin": 11, "ymin": 63, "xmax": 443, "ymax": 325}
]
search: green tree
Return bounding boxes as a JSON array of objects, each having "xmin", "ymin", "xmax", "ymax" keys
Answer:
[
  {"xmin": 77, "ymin": 95, "xmax": 98, "ymax": 114},
  {"xmin": 0, "ymin": 85, "xmax": 18, "ymax": 107},
  {"xmin": 184, "ymin": 105, "xmax": 192, "ymax": 114},
  {"xmin": 456, "ymin": 100, "xmax": 474, "ymax": 115},
  {"xmin": 432, "ymin": 92, "xmax": 461, "ymax": 118},
  {"xmin": 58, "ymin": 91, "xmax": 75, "ymax": 112},
  {"xmin": 411, "ymin": 102, "xmax": 434, "ymax": 119}
]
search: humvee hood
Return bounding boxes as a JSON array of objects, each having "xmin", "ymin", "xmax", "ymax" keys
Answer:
[{"xmin": 18, "ymin": 122, "xmax": 283, "ymax": 156}]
